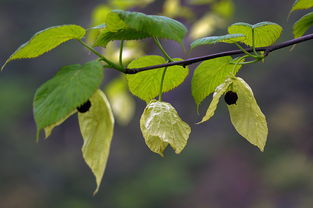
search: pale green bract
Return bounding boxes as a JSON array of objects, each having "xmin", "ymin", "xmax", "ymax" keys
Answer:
[
  {"xmin": 290, "ymin": 0, "xmax": 313, "ymax": 13},
  {"xmin": 293, "ymin": 12, "xmax": 313, "ymax": 38},
  {"xmin": 190, "ymin": 34, "xmax": 245, "ymax": 49},
  {"xmin": 2, "ymin": 25, "xmax": 86, "ymax": 70},
  {"xmin": 228, "ymin": 22, "xmax": 282, "ymax": 47},
  {"xmin": 33, "ymin": 61, "xmax": 103, "ymax": 138},
  {"xmin": 191, "ymin": 56, "xmax": 242, "ymax": 107},
  {"xmin": 227, "ymin": 77, "xmax": 268, "ymax": 151},
  {"xmin": 94, "ymin": 10, "xmax": 187, "ymax": 46},
  {"xmin": 78, "ymin": 89, "xmax": 114, "ymax": 195},
  {"xmin": 198, "ymin": 79, "xmax": 232, "ymax": 123},
  {"xmin": 140, "ymin": 100, "xmax": 191, "ymax": 156},
  {"xmin": 105, "ymin": 76, "xmax": 135, "ymax": 125},
  {"xmin": 127, "ymin": 55, "xmax": 189, "ymax": 102}
]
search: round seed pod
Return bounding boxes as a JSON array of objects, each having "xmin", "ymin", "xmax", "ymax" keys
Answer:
[
  {"xmin": 224, "ymin": 91, "xmax": 238, "ymax": 105},
  {"xmin": 77, "ymin": 100, "xmax": 91, "ymax": 113}
]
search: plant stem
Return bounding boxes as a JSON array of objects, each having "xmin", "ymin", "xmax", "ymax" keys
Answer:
[
  {"xmin": 252, "ymin": 29, "xmax": 259, "ymax": 56},
  {"xmin": 125, "ymin": 33, "xmax": 313, "ymax": 74},
  {"xmin": 119, "ymin": 40, "xmax": 124, "ymax": 68},
  {"xmin": 158, "ymin": 67, "xmax": 168, "ymax": 101},
  {"xmin": 235, "ymin": 43, "xmax": 256, "ymax": 57},
  {"xmin": 153, "ymin": 37, "xmax": 174, "ymax": 62},
  {"xmin": 152, "ymin": 37, "xmax": 174, "ymax": 101},
  {"xmin": 231, "ymin": 55, "xmax": 248, "ymax": 75},
  {"xmin": 77, "ymin": 39, "xmax": 125, "ymax": 72}
]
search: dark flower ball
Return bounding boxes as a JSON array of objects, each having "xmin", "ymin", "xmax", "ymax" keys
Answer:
[
  {"xmin": 77, "ymin": 100, "xmax": 91, "ymax": 113},
  {"xmin": 224, "ymin": 91, "xmax": 238, "ymax": 105}
]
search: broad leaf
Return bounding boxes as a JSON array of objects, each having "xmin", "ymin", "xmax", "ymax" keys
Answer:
[
  {"xmin": 105, "ymin": 76, "xmax": 135, "ymax": 125},
  {"xmin": 78, "ymin": 89, "xmax": 114, "ymax": 194},
  {"xmin": 34, "ymin": 61, "xmax": 103, "ymax": 137},
  {"xmin": 2, "ymin": 25, "xmax": 86, "ymax": 70},
  {"xmin": 290, "ymin": 0, "xmax": 313, "ymax": 13},
  {"xmin": 95, "ymin": 10, "xmax": 187, "ymax": 45},
  {"xmin": 198, "ymin": 79, "xmax": 232, "ymax": 123},
  {"xmin": 293, "ymin": 12, "xmax": 313, "ymax": 38},
  {"xmin": 94, "ymin": 28, "xmax": 150, "ymax": 47},
  {"xmin": 191, "ymin": 56, "xmax": 242, "ymax": 107},
  {"xmin": 228, "ymin": 22, "xmax": 282, "ymax": 47},
  {"xmin": 227, "ymin": 77, "xmax": 268, "ymax": 151},
  {"xmin": 140, "ymin": 100, "xmax": 191, "ymax": 156},
  {"xmin": 191, "ymin": 34, "xmax": 245, "ymax": 49},
  {"xmin": 127, "ymin": 55, "xmax": 189, "ymax": 102}
]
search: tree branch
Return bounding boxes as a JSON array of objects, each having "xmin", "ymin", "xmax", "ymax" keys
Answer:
[{"xmin": 125, "ymin": 33, "xmax": 313, "ymax": 74}]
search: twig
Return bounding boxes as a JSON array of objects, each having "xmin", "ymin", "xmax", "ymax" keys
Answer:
[{"xmin": 125, "ymin": 33, "xmax": 313, "ymax": 74}]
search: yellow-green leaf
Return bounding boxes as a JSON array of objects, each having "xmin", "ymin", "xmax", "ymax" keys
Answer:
[
  {"xmin": 140, "ymin": 100, "xmax": 191, "ymax": 156},
  {"xmin": 198, "ymin": 79, "xmax": 232, "ymax": 123},
  {"xmin": 290, "ymin": 0, "xmax": 313, "ymax": 13},
  {"xmin": 105, "ymin": 76, "xmax": 135, "ymax": 125},
  {"xmin": 293, "ymin": 12, "xmax": 313, "ymax": 38},
  {"xmin": 78, "ymin": 89, "xmax": 114, "ymax": 194},
  {"xmin": 127, "ymin": 55, "xmax": 189, "ymax": 102},
  {"xmin": 228, "ymin": 22, "xmax": 282, "ymax": 47},
  {"xmin": 2, "ymin": 25, "xmax": 86, "ymax": 70},
  {"xmin": 191, "ymin": 56, "xmax": 242, "ymax": 107},
  {"xmin": 227, "ymin": 77, "xmax": 268, "ymax": 151}
]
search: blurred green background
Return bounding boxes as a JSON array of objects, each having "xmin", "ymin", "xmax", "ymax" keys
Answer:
[{"xmin": 1, "ymin": 0, "xmax": 313, "ymax": 207}]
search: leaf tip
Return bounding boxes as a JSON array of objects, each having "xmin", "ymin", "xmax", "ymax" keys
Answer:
[
  {"xmin": 93, "ymin": 187, "xmax": 100, "ymax": 196},
  {"xmin": 1, "ymin": 60, "xmax": 9, "ymax": 71}
]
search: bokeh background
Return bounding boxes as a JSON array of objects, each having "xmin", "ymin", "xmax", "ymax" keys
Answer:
[{"xmin": 1, "ymin": 0, "xmax": 313, "ymax": 207}]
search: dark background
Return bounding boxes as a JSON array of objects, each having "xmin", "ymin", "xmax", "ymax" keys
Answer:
[{"xmin": 1, "ymin": 0, "xmax": 313, "ymax": 207}]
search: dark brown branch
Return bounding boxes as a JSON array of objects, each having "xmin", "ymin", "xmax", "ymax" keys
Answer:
[{"xmin": 125, "ymin": 33, "xmax": 313, "ymax": 74}]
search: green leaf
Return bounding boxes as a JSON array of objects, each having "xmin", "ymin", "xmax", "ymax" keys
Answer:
[
  {"xmin": 33, "ymin": 61, "xmax": 104, "ymax": 137},
  {"xmin": 290, "ymin": 0, "xmax": 313, "ymax": 13},
  {"xmin": 78, "ymin": 89, "xmax": 114, "ymax": 194},
  {"xmin": 105, "ymin": 76, "xmax": 135, "ymax": 125},
  {"xmin": 140, "ymin": 100, "xmax": 191, "ymax": 156},
  {"xmin": 227, "ymin": 77, "xmax": 268, "ymax": 151},
  {"xmin": 293, "ymin": 12, "xmax": 313, "ymax": 38},
  {"xmin": 228, "ymin": 22, "xmax": 282, "ymax": 47},
  {"xmin": 198, "ymin": 79, "xmax": 232, "ymax": 123},
  {"xmin": 127, "ymin": 55, "xmax": 189, "ymax": 102},
  {"xmin": 94, "ymin": 28, "xmax": 150, "ymax": 47},
  {"xmin": 96, "ymin": 10, "xmax": 187, "ymax": 45},
  {"xmin": 191, "ymin": 34, "xmax": 245, "ymax": 49},
  {"xmin": 2, "ymin": 25, "xmax": 86, "ymax": 70},
  {"xmin": 191, "ymin": 56, "xmax": 242, "ymax": 107}
]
